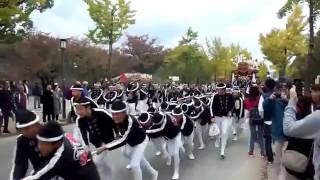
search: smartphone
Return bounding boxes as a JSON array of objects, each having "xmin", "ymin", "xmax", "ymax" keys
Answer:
[{"xmin": 294, "ymin": 79, "xmax": 304, "ymax": 96}]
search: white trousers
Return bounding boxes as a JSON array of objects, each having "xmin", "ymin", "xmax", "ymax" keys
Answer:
[
  {"xmin": 215, "ymin": 116, "xmax": 233, "ymax": 155},
  {"xmin": 167, "ymin": 133, "xmax": 183, "ymax": 177},
  {"xmin": 137, "ymin": 99, "xmax": 148, "ymax": 114},
  {"xmin": 124, "ymin": 138, "xmax": 157, "ymax": 180},
  {"xmin": 232, "ymin": 116, "xmax": 245, "ymax": 136},
  {"xmin": 128, "ymin": 103, "xmax": 137, "ymax": 116},
  {"xmin": 151, "ymin": 137, "xmax": 169, "ymax": 158},
  {"xmin": 182, "ymin": 131, "xmax": 194, "ymax": 155},
  {"xmin": 195, "ymin": 120, "xmax": 207, "ymax": 147},
  {"xmin": 93, "ymin": 151, "xmax": 113, "ymax": 180}
]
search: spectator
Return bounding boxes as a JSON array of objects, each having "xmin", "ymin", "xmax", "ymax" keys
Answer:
[
  {"xmin": 22, "ymin": 80, "xmax": 30, "ymax": 100},
  {"xmin": 283, "ymin": 84, "xmax": 320, "ymax": 180},
  {"xmin": 14, "ymin": 85, "xmax": 28, "ymax": 111},
  {"xmin": 244, "ymin": 85, "xmax": 265, "ymax": 157},
  {"xmin": 0, "ymin": 81, "xmax": 14, "ymax": 133},
  {"xmin": 32, "ymin": 82, "xmax": 42, "ymax": 109},
  {"xmin": 82, "ymin": 81, "xmax": 89, "ymax": 96},
  {"xmin": 264, "ymin": 83, "xmax": 288, "ymax": 166},
  {"xmin": 258, "ymin": 78, "xmax": 276, "ymax": 164},
  {"xmin": 284, "ymin": 96, "xmax": 314, "ymax": 180},
  {"xmin": 52, "ymin": 83, "xmax": 61, "ymax": 121},
  {"xmin": 42, "ymin": 84, "xmax": 54, "ymax": 122}
]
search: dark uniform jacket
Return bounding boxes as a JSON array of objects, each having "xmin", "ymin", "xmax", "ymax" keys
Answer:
[
  {"xmin": 77, "ymin": 108, "xmax": 115, "ymax": 148},
  {"xmin": 106, "ymin": 115, "xmax": 146, "ymax": 150},
  {"xmin": 145, "ymin": 114, "xmax": 180, "ymax": 140},
  {"xmin": 10, "ymin": 135, "xmax": 48, "ymax": 180},
  {"xmin": 210, "ymin": 93, "xmax": 235, "ymax": 117},
  {"xmin": 22, "ymin": 138, "xmax": 100, "ymax": 180}
]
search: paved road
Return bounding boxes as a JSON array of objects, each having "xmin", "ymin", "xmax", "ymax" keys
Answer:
[{"xmin": 0, "ymin": 124, "xmax": 265, "ymax": 180}]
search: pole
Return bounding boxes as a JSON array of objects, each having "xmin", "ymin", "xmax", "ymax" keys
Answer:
[{"xmin": 61, "ymin": 48, "xmax": 66, "ymax": 119}]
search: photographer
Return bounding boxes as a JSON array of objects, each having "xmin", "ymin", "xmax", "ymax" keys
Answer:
[
  {"xmin": 283, "ymin": 84, "xmax": 320, "ymax": 180},
  {"xmin": 265, "ymin": 83, "xmax": 288, "ymax": 165}
]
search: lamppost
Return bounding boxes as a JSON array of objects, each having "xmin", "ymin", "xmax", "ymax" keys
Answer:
[{"xmin": 60, "ymin": 39, "xmax": 67, "ymax": 119}]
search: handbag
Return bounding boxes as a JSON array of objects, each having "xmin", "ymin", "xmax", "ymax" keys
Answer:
[
  {"xmin": 209, "ymin": 123, "xmax": 220, "ymax": 137},
  {"xmin": 282, "ymin": 144, "xmax": 314, "ymax": 173}
]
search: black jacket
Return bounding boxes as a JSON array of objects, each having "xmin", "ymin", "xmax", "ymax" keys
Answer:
[
  {"xmin": 78, "ymin": 108, "xmax": 115, "ymax": 148},
  {"xmin": 22, "ymin": 138, "xmax": 100, "ymax": 180},
  {"xmin": 106, "ymin": 115, "xmax": 146, "ymax": 150},
  {"xmin": 0, "ymin": 89, "xmax": 14, "ymax": 112},
  {"xmin": 178, "ymin": 115, "xmax": 194, "ymax": 137},
  {"xmin": 10, "ymin": 135, "xmax": 48, "ymax": 180},
  {"xmin": 146, "ymin": 114, "xmax": 180, "ymax": 140},
  {"xmin": 210, "ymin": 93, "xmax": 234, "ymax": 117}
]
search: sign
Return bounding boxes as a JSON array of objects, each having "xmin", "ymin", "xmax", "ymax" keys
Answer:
[{"xmin": 169, "ymin": 76, "xmax": 179, "ymax": 82}]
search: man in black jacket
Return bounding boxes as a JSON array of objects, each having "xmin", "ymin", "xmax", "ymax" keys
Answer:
[
  {"xmin": 98, "ymin": 100, "xmax": 158, "ymax": 180},
  {"xmin": 23, "ymin": 121, "xmax": 100, "ymax": 180},
  {"xmin": 210, "ymin": 83, "xmax": 235, "ymax": 159},
  {"xmin": 75, "ymin": 97, "xmax": 115, "ymax": 180},
  {"xmin": 10, "ymin": 110, "xmax": 47, "ymax": 180},
  {"xmin": 0, "ymin": 81, "xmax": 14, "ymax": 133}
]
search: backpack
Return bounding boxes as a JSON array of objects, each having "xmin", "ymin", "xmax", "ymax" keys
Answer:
[{"xmin": 249, "ymin": 97, "xmax": 263, "ymax": 125}]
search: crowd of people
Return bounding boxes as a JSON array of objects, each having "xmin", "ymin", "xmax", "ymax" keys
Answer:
[
  {"xmin": 6, "ymin": 77, "xmax": 320, "ymax": 180},
  {"xmin": 0, "ymin": 80, "xmax": 64, "ymax": 134}
]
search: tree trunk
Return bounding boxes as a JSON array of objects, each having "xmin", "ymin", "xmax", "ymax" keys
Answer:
[
  {"xmin": 108, "ymin": 42, "xmax": 113, "ymax": 79},
  {"xmin": 305, "ymin": 0, "xmax": 315, "ymax": 94}
]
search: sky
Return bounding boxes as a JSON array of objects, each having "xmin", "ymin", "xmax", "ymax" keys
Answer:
[{"xmin": 30, "ymin": 0, "xmax": 290, "ymax": 60}]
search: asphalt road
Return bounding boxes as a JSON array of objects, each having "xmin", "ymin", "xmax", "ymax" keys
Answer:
[{"xmin": 0, "ymin": 124, "xmax": 265, "ymax": 180}]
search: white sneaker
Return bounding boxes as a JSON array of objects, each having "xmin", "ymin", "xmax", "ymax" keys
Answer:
[
  {"xmin": 155, "ymin": 151, "xmax": 161, "ymax": 156},
  {"xmin": 171, "ymin": 172, "xmax": 179, "ymax": 180},
  {"xmin": 232, "ymin": 135, "xmax": 238, "ymax": 141},
  {"xmin": 151, "ymin": 170, "xmax": 158, "ymax": 180},
  {"xmin": 188, "ymin": 154, "xmax": 195, "ymax": 160},
  {"xmin": 126, "ymin": 164, "xmax": 131, "ymax": 169},
  {"xmin": 198, "ymin": 144, "xmax": 206, "ymax": 150},
  {"xmin": 166, "ymin": 157, "xmax": 172, "ymax": 166}
]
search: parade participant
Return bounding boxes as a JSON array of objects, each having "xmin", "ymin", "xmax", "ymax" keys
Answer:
[
  {"xmin": 89, "ymin": 82, "xmax": 105, "ymax": 108},
  {"xmin": 137, "ymin": 85, "xmax": 149, "ymax": 115},
  {"xmin": 126, "ymin": 81, "xmax": 139, "ymax": 116},
  {"xmin": 104, "ymin": 85, "xmax": 118, "ymax": 113},
  {"xmin": 10, "ymin": 110, "xmax": 47, "ymax": 180},
  {"xmin": 115, "ymin": 83, "xmax": 125, "ymax": 101},
  {"xmin": 144, "ymin": 112, "xmax": 182, "ymax": 180},
  {"xmin": 210, "ymin": 83, "xmax": 235, "ymax": 159},
  {"xmin": 70, "ymin": 84, "xmax": 98, "ymax": 119},
  {"xmin": 159, "ymin": 101, "xmax": 171, "ymax": 115},
  {"xmin": 190, "ymin": 98, "xmax": 211, "ymax": 150},
  {"xmin": 22, "ymin": 121, "xmax": 100, "ymax": 180},
  {"xmin": 231, "ymin": 86, "xmax": 245, "ymax": 141},
  {"xmin": 75, "ymin": 97, "xmax": 115, "ymax": 180},
  {"xmin": 138, "ymin": 112, "xmax": 169, "ymax": 159},
  {"xmin": 97, "ymin": 100, "xmax": 158, "ymax": 180},
  {"xmin": 172, "ymin": 106, "xmax": 195, "ymax": 160}
]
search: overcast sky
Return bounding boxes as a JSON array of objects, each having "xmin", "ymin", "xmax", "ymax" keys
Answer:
[{"xmin": 30, "ymin": 0, "xmax": 290, "ymax": 59}]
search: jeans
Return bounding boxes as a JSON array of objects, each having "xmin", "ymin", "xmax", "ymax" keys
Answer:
[
  {"xmin": 249, "ymin": 124, "xmax": 265, "ymax": 154},
  {"xmin": 263, "ymin": 123, "xmax": 274, "ymax": 162}
]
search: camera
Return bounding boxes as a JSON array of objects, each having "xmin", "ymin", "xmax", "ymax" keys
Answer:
[{"xmin": 293, "ymin": 79, "xmax": 304, "ymax": 96}]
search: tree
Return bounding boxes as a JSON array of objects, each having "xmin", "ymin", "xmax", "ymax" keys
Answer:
[
  {"xmin": 157, "ymin": 28, "xmax": 211, "ymax": 83},
  {"xmin": 259, "ymin": 4, "xmax": 307, "ymax": 80},
  {"xmin": 0, "ymin": 0, "xmax": 54, "ymax": 43},
  {"xmin": 258, "ymin": 62, "xmax": 269, "ymax": 81},
  {"xmin": 121, "ymin": 34, "xmax": 167, "ymax": 74},
  {"xmin": 278, "ymin": 0, "xmax": 320, "ymax": 87},
  {"xmin": 206, "ymin": 37, "xmax": 251, "ymax": 81},
  {"xmin": 84, "ymin": 0, "xmax": 135, "ymax": 78}
]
